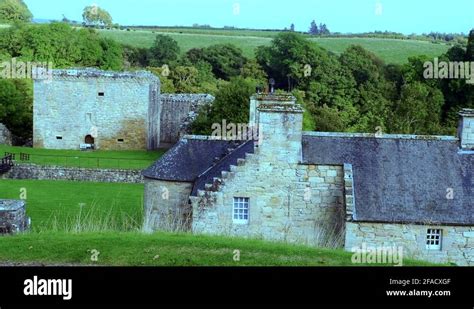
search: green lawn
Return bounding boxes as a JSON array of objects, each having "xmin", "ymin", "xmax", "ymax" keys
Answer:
[
  {"xmin": 99, "ymin": 28, "xmax": 450, "ymax": 64},
  {"xmin": 0, "ymin": 179, "xmax": 144, "ymax": 232},
  {"xmin": 0, "ymin": 145, "xmax": 164, "ymax": 170},
  {"xmin": 0, "ymin": 231, "xmax": 435, "ymax": 266}
]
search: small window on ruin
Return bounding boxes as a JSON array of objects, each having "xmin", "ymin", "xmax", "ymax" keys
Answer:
[
  {"xmin": 85, "ymin": 135, "xmax": 95, "ymax": 144},
  {"xmin": 56, "ymin": 136, "xmax": 63, "ymax": 140},
  {"xmin": 117, "ymin": 139, "xmax": 124, "ymax": 143},
  {"xmin": 233, "ymin": 197, "xmax": 249, "ymax": 224},
  {"xmin": 426, "ymin": 229, "xmax": 442, "ymax": 250},
  {"xmin": 98, "ymin": 92, "xmax": 105, "ymax": 97}
]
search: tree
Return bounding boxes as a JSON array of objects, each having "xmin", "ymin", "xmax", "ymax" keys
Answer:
[
  {"xmin": 170, "ymin": 66, "xmax": 199, "ymax": 93},
  {"xmin": 0, "ymin": 23, "xmax": 123, "ymax": 69},
  {"xmin": 466, "ymin": 29, "xmax": 474, "ymax": 61},
  {"xmin": 82, "ymin": 5, "xmax": 113, "ymax": 27},
  {"xmin": 319, "ymin": 23, "xmax": 330, "ymax": 35},
  {"xmin": 390, "ymin": 82, "xmax": 444, "ymax": 134},
  {"xmin": 203, "ymin": 44, "xmax": 247, "ymax": 80},
  {"xmin": 99, "ymin": 38, "xmax": 123, "ymax": 70},
  {"xmin": 184, "ymin": 44, "xmax": 247, "ymax": 80},
  {"xmin": 309, "ymin": 20, "xmax": 319, "ymax": 35},
  {"xmin": 191, "ymin": 78, "xmax": 256, "ymax": 135},
  {"xmin": 0, "ymin": 0, "xmax": 32, "ymax": 23},
  {"xmin": 240, "ymin": 59, "xmax": 268, "ymax": 85},
  {"xmin": 149, "ymin": 34, "xmax": 180, "ymax": 67},
  {"xmin": 339, "ymin": 45, "xmax": 384, "ymax": 86},
  {"xmin": 0, "ymin": 79, "xmax": 32, "ymax": 141},
  {"xmin": 290, "ymin": 23, "xmax": 295, "ymax": 32}
]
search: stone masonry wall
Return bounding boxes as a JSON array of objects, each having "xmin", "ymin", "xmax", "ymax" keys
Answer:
[
  {"xmin": 1, "ymin": 164, "xmax": 143, "ymax": 184},
  {"xmin": 34, "ymin": 70, "xmax": 160, "ymax": 151},
  {"xmin": 0, "ymin": 123, "xmax": 12, "ymax": 146},
  {"xmin": 0, "ymin": 200, "xmax": 29, "ymax": 234},
  {"xmin": 159, "ymin": 94, "xmax": 214, "ymax": 147},
  {"xmin": 345, "ymin": 222, "xmax": 474, "ymax": 266},
  {"xmin": 191, "ymin": 155, "xmax": 345, "ymax": 247},
  {"xmin": 459, "ymin": 109, "xmax": 474, "ymax": 150},
  {"xmin": 143, "ymin": 179, "xmax": 193, "ymax": 232}
]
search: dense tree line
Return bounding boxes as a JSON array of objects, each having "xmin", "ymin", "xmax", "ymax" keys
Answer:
[
  {"xmin": 193, "ymin": 32, "xmax": 474, "ymax": 136},
  {"xmin": 0, "ymin": 14, "xmax": 472, "ymax": 143}
]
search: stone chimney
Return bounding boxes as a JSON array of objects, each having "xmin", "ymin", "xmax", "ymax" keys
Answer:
[
  {"xmin": 251, "ymin": 94, "xmax": 303, "ymax": 164},
  {"xmin": 458, "ymin": 108, "xmax": 474, "ymax": 150}
]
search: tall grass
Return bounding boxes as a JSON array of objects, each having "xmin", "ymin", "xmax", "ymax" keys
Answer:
[{"xmin": 38, "ymin": 202, "xmax": 143, "ymax": 233}]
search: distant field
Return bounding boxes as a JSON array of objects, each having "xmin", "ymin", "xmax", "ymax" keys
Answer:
[
  {"xmin": 309, "ymin": 37, "xmax": 450, "ymax": 65},
  {"xmin": 99, "ymin": 28, "xmax": 451, "ymax": 64},
  {"xmin": 99, "ymin": 29, "xmax": 272, "ymax": 58}
]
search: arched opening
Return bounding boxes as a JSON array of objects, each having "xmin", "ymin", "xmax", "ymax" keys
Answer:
[{"xmin": 85, "ymin": 135, "xmax": 95, "ymax": 144}]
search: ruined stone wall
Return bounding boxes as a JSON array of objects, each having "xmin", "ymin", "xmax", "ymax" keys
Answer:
[
  {"xmin": 0, "ymin": 123, "xmax": 12, "ymax": 146},
  {"xmin": 0, "ymin": 200, "xmax": 29, "ymax": 234},
  {"xmin": 33, "ymin": 70, "xmax": 160, "ymax": 150},
  {"xmin": 159, "ymin": 94, "xmax": 214, "ymax": 147},
  {"xmin": 143, "ymin": 178, "xmax": 193, "ymax": 232},
  {"xmin": 345, "ymin": 222, "xmax": 474, "ymax": 266},
  {"xmin": 1, "ymin": 164, "xmax": 143, "ymax": 183}
]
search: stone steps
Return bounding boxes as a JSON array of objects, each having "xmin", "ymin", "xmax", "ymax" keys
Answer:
[{"xmin": 197, "ymin": 153, "xmax": 253, "ymax": 196}]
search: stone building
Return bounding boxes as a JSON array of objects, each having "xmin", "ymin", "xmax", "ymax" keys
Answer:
[
  {"xmin": 143, "ymin": 95, "xmax": 473, "ymax": 265},
  {"xmin": 33, "ymin": 69, "xmax": 213, "ymax": 150},
  {"xmin": 0, "ymin": 123, "xmax": 12, "ymax": 146}
]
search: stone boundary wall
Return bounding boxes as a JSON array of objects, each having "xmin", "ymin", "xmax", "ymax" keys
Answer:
[{"xmin": 1, "ymin": 164, "xmax": 144, "ymax": 184}]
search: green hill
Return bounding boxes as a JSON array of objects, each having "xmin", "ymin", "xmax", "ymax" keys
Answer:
[{"xmin": 99, "ymin": 28, "xmax": 451, "ymax": 64}]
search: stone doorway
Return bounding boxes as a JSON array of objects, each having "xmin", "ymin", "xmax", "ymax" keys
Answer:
[{"xmin": 85, "ymin": 135, "xmax": 95, "ymax": 144}]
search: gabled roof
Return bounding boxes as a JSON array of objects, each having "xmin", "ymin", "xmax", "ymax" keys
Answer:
[
  {"xmin": 302, "ymin": 132, "xmax": 474, "ymax": 226},
  {"xmin": 191, "ymin": 140, "xmax": 255, "ymax": 195},
  {"xmin": 142, "ymin": 137, "xmax": 245, "ymax": 182}
]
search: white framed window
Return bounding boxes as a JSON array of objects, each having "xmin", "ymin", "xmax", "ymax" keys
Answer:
[
  {"xmin": 233, "ymin": 197, "xmax": 249, "ymax": 224},
  {"xmin": 426, "ymin": 229, "xmax": 442, "ymax": 250}
]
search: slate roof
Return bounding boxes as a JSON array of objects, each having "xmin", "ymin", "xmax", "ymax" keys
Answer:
[
  {"xmin": 302, "ymin": 132, "xmax": 474, "ymax": 226},
  {"xmin": 142, "ymin": 137, "xmax": 246, "ymax": 182},
  {"xmin": 191, "ymin": 140, "xmax": 255, "ymax": 195}
]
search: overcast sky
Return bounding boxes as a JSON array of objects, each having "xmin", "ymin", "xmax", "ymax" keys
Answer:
[{"xmin": 24, "ymin": 0, "xmax": 474, "ymax": 34}]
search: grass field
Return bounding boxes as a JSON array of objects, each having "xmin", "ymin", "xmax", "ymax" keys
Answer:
[
  {"xmin": 99, "ymin": 28, "xmax": 451, "ymax": 64},
  {"xmin": 0, "ymin": 145, "xmax": 164, "ymax": 170},
  {"xmin": 0, "ymin": 231, "xmax": 435, "ymax": 266},
  {"xmin": 0, "ymin": 179, "xmax": 144, "ymax": 231}
]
